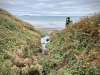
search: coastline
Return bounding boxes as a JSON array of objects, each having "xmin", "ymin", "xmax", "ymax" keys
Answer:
[{"xmin": 35, "ymin": 26, "xmax": 64, "ymax": 35}]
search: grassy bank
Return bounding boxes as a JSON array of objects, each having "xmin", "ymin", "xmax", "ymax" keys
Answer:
[
  {"xmin": 0, "ymin": 8, "xmax": 43, "ymax": 75},
  {"xmin": 39, "ymin": 13, "xmax": 100, "ymax": 75}
]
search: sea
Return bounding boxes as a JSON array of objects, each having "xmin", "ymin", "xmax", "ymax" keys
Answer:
[{"xmin": 16, "ymin": 16, "xmax": 82, "ymax": 28}]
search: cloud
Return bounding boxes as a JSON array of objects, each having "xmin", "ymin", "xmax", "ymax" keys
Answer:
[
  {"xmin": 0, "ymin": 0, "xmax": 27, "ymax": 5},
  {"xmin": 60, "ymin": 1, "xmax": 75, "ymax": 5},
  {"xmin": 25, "ymin": 2, "xmax": 56, "ymax": 10},
  {"xmin": 50, "ymin": 12, "xmax": 63, "ymax": 14},
  {"xmin": 12, "ymin": 11, "xmax": 41, "ymax": 16},
  {"xmin": 0, "ymin": 0, "xmax": 100, "ymax": 16},
  {"xmin": 36, "ymin": 0, "xmax": 50, "ymax": 2}
]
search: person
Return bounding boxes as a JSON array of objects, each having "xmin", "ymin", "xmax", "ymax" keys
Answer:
[{"xmin": 65, "ymin": 17, "xmax": 72, "ymax": 27}]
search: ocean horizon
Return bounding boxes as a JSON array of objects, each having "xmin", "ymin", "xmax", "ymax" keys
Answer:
[{"xmin": 16, "ymin": 16, "xmax": 82, "ymax": 28}]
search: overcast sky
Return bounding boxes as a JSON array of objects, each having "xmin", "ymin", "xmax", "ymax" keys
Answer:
[{"xmin": 0, "ymin": 0, "xmax": 100, "ymax": 16}]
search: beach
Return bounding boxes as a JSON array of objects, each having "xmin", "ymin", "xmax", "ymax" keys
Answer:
[
  {"xmin": 16, "ymin": 16, "xmax": 81, "ymax": 35},
  {"xmin": 35, "ymin": 26, "xmax": 63, "ymax": 35}
]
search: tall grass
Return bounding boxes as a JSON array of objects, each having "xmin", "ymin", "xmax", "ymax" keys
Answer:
[
  {"xmin": 0, "ymin": 8, "xmax": 42, "ymax": 75},
  {"xmin": 39, "ymin": 13, "xmax": 100, "ymax": 75}
]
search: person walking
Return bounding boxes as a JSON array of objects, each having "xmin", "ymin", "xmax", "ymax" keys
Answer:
[{"xmin": 65, "ymin": 17, "xmax": 72, "ymax": 27}]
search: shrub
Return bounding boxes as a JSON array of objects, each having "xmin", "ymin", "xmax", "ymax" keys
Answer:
[
  {"xmin": 40, "ymin": 34, "xmax": 45, "ymax": 38},
  {"xmin": 45, "ymin": 42, "xmax": 53, "ymax": 48},
  {"xmin": 54, "ymin": 52, "xmax": 63, "ymax": 59}
]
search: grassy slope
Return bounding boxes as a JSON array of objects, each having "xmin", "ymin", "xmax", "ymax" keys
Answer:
[
  {"xmin": 0, "ymin": 8, "xmax": 43, "ymax": 75},
  {"xmin": 0, "ymin": 8, "xmax": 100, "ymax": 75},
  {"xmin": 40, "ymin": 13, "xmax": 100, "ymax": 75}
]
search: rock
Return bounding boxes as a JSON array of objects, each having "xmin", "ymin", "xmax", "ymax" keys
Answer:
[
  {"xmin": 41, "ymin": 35, "xmax": 51, "ymax": 54},
  {"xmin": 46, "ymin": 38, "xmax": 51, "ymax": 42}
]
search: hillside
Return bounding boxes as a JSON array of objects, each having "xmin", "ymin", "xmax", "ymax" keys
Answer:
[
  {"xmin": 0, "ymin": 8, "xmax": 43, "ymax": 75},
  {"xmin": 39, "ymin": 13, "xmax": 100, "ymax": 75},
  {"xmin": 0, "ymin": 8, "xmax": 100, "ymax": 75}
]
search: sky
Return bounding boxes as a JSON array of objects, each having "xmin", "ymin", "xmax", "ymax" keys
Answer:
[{"xmin": 0, "ymin": 0, "xmax": 100, "ymax": 16}]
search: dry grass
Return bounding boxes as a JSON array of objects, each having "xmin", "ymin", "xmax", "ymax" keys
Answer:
[
  {"xmin": 39, "ymin": 13, "xmax": 100, "ymax": 75},
  {"xmin": 1, "ymin": 8, "xmax": 100, "ymax": 75},
  {"xmin": 0, "ymin": 8, "xmax": 42, "ymax": 75},
  {"xmin": 16, "ymin": 49, "xmax": 24, "ymax": 57},
  {"xmin": 9, "ymin": 65, "xmax": 20, "ymax": 75}
]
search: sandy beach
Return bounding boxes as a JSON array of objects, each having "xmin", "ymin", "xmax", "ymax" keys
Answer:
[{"xmin": 35, "ymin": 26, "xmax": 64, "ymax": 35}]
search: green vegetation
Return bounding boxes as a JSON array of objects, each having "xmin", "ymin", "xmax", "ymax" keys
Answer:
[
  {"xmin": 0, "ymin": 8, "xmax": 42, "ymax": 75},
  {"xmin": 45, "ymin": 42, "xmax": 54, "ymax": 48},
  {"xmin": 0, "ymin": 8, "xmax": 100, "ymax": 75},
  {"xmin": 39, "ymin": 13, "xmax": 100, "ymax": 75},
  {"xmin": 40, "ymin": 33, "xmax": 45, "ymax": 38}
]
